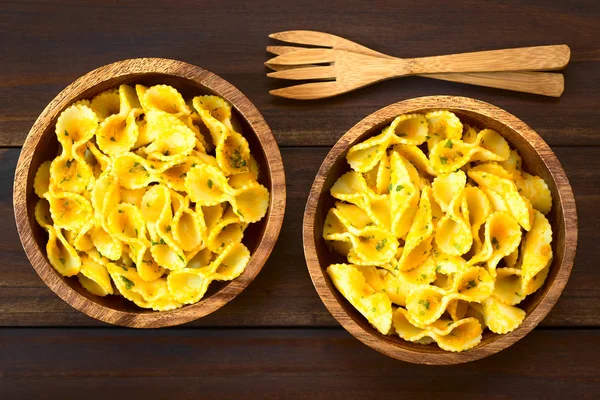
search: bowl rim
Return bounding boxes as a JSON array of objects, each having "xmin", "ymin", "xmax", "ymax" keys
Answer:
[
  {"xmin": 13, "ymin": 58, "xmax": 286, "ymax": 328},
  {"xmin": 303, "ymin": 95, "xmax": 577, "ymax": 364}
]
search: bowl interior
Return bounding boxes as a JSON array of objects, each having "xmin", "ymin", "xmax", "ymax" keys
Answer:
[
  {"xmin": 26, "ymin": 72, "xmax": 272, "ymax": 314},
  {"xmin": 312, "ymin": 106, "xmax": 568, "ymax": 356}
]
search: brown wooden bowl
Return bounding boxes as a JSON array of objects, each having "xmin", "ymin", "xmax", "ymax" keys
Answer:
[
  {"xmin": 13, "ymin": 58, "xmax": 286, "ymax": 328},
  {"xmin": 303, "ymin": 96, "xmax": 577, "ymax": 364}
]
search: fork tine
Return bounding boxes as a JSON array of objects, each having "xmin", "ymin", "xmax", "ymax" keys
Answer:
[
  {"xmin": 266, "ymin": 45, "xmax": 307, "ymax": 55},
  {"xmin": 266, "ymin": 63, "xmax": 316, "ymax": 72},
  {"xmin": 267, "ymin": 66, "xmax": 336, "ymax": 80},
  {"xmin": 266, "ymin": 49, "xmax": 336, "ymax": 65},
  {"xmin": 269, "ymin": 81, "xmax": 345, "ymax": 100},
  {"xmin": 269, "ymin": 30, "xmax": 338, "ymax": 47}
]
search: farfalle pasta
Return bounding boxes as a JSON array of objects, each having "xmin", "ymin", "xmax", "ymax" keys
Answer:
[
  {"xmin": 324, "ymin": 111, "xmax": 553, "ymax": 352},
  {"xmin": 33, "ymin": 84, "xmax": 269, "ymax": 311}
]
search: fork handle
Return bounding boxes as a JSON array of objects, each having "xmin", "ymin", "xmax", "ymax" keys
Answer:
[
  {"xmin": 406, "ymin": 45, "xmax": 570, "ymax": 74},
  {"xmin": 417, "ymin": 71, "xmax": 564, "ymax": 97}
]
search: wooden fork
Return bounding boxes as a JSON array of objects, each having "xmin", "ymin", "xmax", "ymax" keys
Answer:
[{"xmin": 266, "ymin": 30, "xmax": 569, "ymax": 99}]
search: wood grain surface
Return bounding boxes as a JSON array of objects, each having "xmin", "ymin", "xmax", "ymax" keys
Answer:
[
  {"xmin": 0, "ymin": 328, "xmax": 597, "ymax": 399},
  {"xmin": 1, "ymin": 0, "xmax": 599, "ymax": 395}
]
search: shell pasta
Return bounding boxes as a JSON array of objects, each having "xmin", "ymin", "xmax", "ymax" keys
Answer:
[
  {"xmin": 33, "ymin": 84, "xmax": 269, "ymax": 311},
  {"xmin": 324, "ymin": 111, "xmax": 553, "ymax": 352}
]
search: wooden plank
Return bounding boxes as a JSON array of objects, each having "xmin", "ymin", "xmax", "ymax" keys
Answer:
[
  {"xmin": 0, "ymin": 328, "xmax": 598, "ymax": 399},
  {"xmin": 0, "ymin": 0, "xmax": 599, "ymax": 147},
  {"xmin": 0, "ymin": 146, "xmax": 598, "ymax": 327}
]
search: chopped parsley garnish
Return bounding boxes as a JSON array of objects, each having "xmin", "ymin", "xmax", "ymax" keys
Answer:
[
  {"xmin": 230, "ymin": 148, "xmax": 247, "ymax": 168},
  {"xmin": 439, "ymin": 156, "xmax": 448, "ymax": 165},
  {"xmin": 121, "ymin": 276, "xmax": 135, "ymax": 290},
  {"xmin": 466, "ymin": 280, "xmax": 477, "ymax": 289},
  {"xmin": 491, "ymin": 237, "xmax": 500, "ymax": 249},
  {"xmin": 375, "ymin": 238, "xmax": 387, "ymax": 251},
  {"xmin": 418, "ymin": 299, "xmax": 430, "ymax": 310},
  {"xmin": 207, "ymin": 179, "xmax": 213, "ymax": 189},
  {"xmin": 64, "ymin": 130, "xmax": 69, "ymax": 137},
  {"xmin": 396, "ymin": 184, "xmax": 404, "ymax": 192},
  {"xmin": 110, "ymin": 137, "xmax": 116, "ymax": 142},
  {"xmin": 444, "ymin": 140, "xmax": 453, "ymax": 149}
]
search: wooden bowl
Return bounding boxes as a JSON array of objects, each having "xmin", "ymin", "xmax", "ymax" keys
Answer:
[
  {"xmin": 303, "ymin": 96, "xmax": 577, "ymax": 364},
  {"xmin": 13, "ymin": 58, "xmax": 286, "ymax": 328}
]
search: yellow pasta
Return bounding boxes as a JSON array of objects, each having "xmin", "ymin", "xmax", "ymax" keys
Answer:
[
  {"xmin": 33, "ymin": 84, "xmax": 268, "ymax": 311},
  {"xmin": 324, "ymin": 110, "xmax": 554, "ymax": 351}
]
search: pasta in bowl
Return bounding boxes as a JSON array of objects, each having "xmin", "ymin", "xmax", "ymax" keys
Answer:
[
  {"xmin": 14, "ymin": 59, "xmax": 285, "ymax": 327},
  {"xmin": 303, "ymin": 96, "xmax": 576, "ymax": 364}
]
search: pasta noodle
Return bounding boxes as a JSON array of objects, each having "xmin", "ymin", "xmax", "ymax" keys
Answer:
[
  {"xmin": 324, "ymin": 111, "xmax": 554, "ymax": 352},
  {"xmin": 33, "ymin": 84, "xmax": 269, "ymax": 310}
]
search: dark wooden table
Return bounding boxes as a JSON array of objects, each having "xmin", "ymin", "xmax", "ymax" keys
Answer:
[{"xmin": 1, "ymin": 1, "xmax": 599, "ymax": 398}]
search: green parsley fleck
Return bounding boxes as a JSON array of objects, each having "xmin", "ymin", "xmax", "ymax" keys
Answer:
[
  {"xmin": 207, "ymin": 179, "xmax": 213, "ymax": 189},
  {"xmin": 177, "ymin": 254, "xmax": 185, "ymax": 262},
  {"xmin": 375, "ymin": 238, "xmax": 387, "ymax": 251},
  {"xmin": 110, "ymin": 137, "xmax": 116, "ymax": 142},
  {"xmin": 420, "ymin": 273, "xmax": 427, "ymax": 280},
  {"xmin": 371, "ymin": 307, "xmax": 377, "ymax": 312},
  {"xmin": 418, "ymin": 299, "xmax": 430, "ymax": 310},
  {"xmin": 491, "ymin": 237, "xmax": 500, "ymax": 249},
  {"xmin": 64, "ymin": 130, "xmax": 69, "ymax": 137},
  {"xmin": 58, "ymin": 257, "xmax": 65, "ymax": 265},
  {"xmin": 466, "ymin": 280, "xmax": 477, "ymax": 289},
  {"xmin": 230, "ymin": 148, "xmax": 247, "ymax": 168},
  {"xmin": 396, "ymin": 184, "xmax": 404, "ymax": 192},
  {"xmin": 444, "ymin": 140, "xmax": 453, "ymax": 149},
  {"xmin": 439, "ymin": 156, "xmax": 448, "ymax": 165},
  {"xmin": 121, "ymin": 276, "xmax": 135, "ymax": 290}
]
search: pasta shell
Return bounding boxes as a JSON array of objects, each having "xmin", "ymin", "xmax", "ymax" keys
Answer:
[
  {"xmin": 475, "ymin": 296, "xmax": 525, "ymax": 334},
  {"xmin": 395, "ymin": 187, "xmax": 434, "ymax": 271},
  {"xmin": 346, "ymin": 122, "xmax": 396, "ymax": 173},
  {"xmin": 47, "ymin": 191, "xmax": 93, "ymax": 231},
  {"xmin": 520, "ymin": 210, "xmax": 553, "ymax": 295},
  {"xmin": 90, "ymin": 89, "xmax": 120, "ymax": 121},
  {"xmin": 138, "ymin": 84, "xmax": 190, "ymax": 115},
  {"xmin": 393, "ymin": 308, "xmax": 482, "ymax": 352},
  {"xmin": 389, "ymin": 152, "xmax": 420, "ymax": 238},
  {"xmin": 391, "ymin": 113, "xmax": 429, "ymax": 145},
  {"xmin": 78, "ymin": 254, "xmax": 113, "ymax": 296},
  {"xmin": 47, "ymin": 227, "xmax": 81, "ymax": 277},
  {"xmin": 327, "ymin": 263, "xmax": 393, "ymax": 334},
  {"xmin": 96, "ymin": 109, "xmax": 141, "ymax": 155},
  {"xmin": 425, "ymin": 111, "xmax": 463, "ymax": 152}
]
